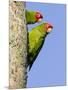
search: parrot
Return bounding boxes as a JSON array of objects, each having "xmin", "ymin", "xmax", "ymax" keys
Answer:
[
  {"xmin": 26, "ymin": 10, "xmax": 43, "ymax": 24},
  {"xmin": 27, "ymin": 23, "xmax": 53, "ymax": 71}
]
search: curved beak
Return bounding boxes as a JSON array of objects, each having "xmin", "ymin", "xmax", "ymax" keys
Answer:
[{"xmin": 36, "ymin": 12, "xmax": 43, "ymax": 22}]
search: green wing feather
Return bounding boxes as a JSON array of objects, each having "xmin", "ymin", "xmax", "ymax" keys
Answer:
[
  {"xmin": 28, "ymin": 26, "xmax": 46, "ymax": 70},
  {"xmin": 26, "ymin": 10, "xmax": 36, "ymax": 24}
]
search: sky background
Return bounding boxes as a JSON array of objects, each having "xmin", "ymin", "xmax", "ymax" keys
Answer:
[{"xmin": 26, "ymin": 2, "xmax": 66, "ymax": 88}]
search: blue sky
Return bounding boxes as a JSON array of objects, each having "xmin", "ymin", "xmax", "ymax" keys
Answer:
[{"xmin": 26, "ymin": 2, "xmax": 66, "ymax": 88}]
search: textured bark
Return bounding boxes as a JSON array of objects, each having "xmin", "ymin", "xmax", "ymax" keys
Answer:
[{"xmin": 9, "ymin": 1, "xmax": 27, "ymax": 89}]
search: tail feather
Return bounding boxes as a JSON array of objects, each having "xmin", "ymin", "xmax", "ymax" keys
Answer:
[{"xmin": 29, "ymin": 62, "xmax": 33, "ymax": 71}]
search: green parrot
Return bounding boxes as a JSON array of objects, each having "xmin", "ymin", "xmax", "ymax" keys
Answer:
[
  {"xmin": 28, "ymin": 23, "xmax": 53, "ymax": 70},
  {"xmin": 26, "ymin": 10, "xmax": 43, "ymax": 24}
]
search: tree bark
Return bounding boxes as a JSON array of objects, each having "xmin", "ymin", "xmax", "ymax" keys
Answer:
[{"xmin": 9, "ymin": 1, "xmax": 27, "ymax": 89}]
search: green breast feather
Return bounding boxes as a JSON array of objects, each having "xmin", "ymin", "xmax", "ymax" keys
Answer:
[{"xmin": 28, "ymin": 25, "xmax": 46, "ymax": 70}]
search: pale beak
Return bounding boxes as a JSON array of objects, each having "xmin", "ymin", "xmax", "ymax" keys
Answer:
[
  {"xmin": 47, "ymin": 27, "xmax": 53, "ymax": 33},
  {"xmin": 38, "ymin": 18, "xmax": 42, "ymax": 22}
]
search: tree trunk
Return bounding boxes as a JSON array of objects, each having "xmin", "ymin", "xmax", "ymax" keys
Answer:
[{"xmin": 9, "ymin": 1, "xmax": 27, "ymax": 89}]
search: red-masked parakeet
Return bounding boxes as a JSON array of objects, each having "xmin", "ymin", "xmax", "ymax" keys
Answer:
[
  {"xmin": 28, "ymin": 23, "xmax": 53, "ymax": 70},
  {"xmin": 26, "ymin": 10, "xmax": 43, "ymax": 24}
]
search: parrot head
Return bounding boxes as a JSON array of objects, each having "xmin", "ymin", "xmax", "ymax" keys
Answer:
[
  {"xmin": 44, "ymin": 23, "xmax": 53, "ymax": 34},
  {"xmin": 35, "ymin": 12, "xmax": 43, "ymax": 22}
]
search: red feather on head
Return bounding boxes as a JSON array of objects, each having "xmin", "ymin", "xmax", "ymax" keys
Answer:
[{"xmin": 35, "ymin": 12, "xmax": 43, "ymax": 22}]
